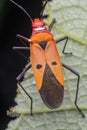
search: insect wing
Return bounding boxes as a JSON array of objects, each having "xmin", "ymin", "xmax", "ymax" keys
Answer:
[{"xmin": 30, "ymin": 39, "xmax": 64, "ymax": 109}]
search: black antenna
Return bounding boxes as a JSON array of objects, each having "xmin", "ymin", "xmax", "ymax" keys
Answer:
[
  {"xmin": 40, "ymin": 0, "xmax": 48, "ymax": 17},
  {"xmin": 10, "ymin": 0, "xmax": 33, "ymax": 21}
]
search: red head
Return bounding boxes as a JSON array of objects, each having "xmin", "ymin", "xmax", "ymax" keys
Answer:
[
  {"xmin": 10, "ymin": 0, "xmax": 48, "ymax": 35},
  {"xmin": 32, "ymin": 18, "xmax": 45, "ymax": 28},
  {"xmin": 31, "ymin": 18, "xmax": 48, "ymax": 35}
]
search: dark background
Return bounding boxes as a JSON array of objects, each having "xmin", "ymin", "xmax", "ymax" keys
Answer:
[{"xmin": 0, "ymin": 0, "xmax": 52, "ymax": 129}]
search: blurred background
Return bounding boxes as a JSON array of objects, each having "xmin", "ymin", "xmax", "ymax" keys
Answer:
[{"xmin": 0, "ymin": 0, "xmax": 52, "ymax": 129}]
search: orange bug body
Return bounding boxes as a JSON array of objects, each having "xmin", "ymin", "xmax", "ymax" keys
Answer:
[
  {"xmin": 10, "ymin": 0, "xmax": 85, "ymax": 117},
  {"xmin": 29, "ymin": 18, "xmax": 64, "ymax": 108},
  {"xmin": 10, "ymin": 0, "xmax": 64, "ymax": 110}
]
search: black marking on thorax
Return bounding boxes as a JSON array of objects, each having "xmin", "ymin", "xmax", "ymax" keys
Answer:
[{"xmin": 39, "ymin": 41, "xmax": 47, "ymax": 49}]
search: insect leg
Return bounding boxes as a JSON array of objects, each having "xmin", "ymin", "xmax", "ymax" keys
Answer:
[
  {"xmin": 56, "ymin": 36, "xmax": 72, "ymax": 55},
  {"xmin": 40, "ymin": 0, "xmax": 48, "ymax": 17},
  {"xmin": 13, "ymin": 46, "xmax": 29, "ymax": 59},
  {"xmin": 62, "ymin": 63, "xmax": 85, "ymax": 118},
  {"xmin": 16, "ymin": 34, "xmax": 30, "ymax": 46},
  {"xmin": 49, "ymin": 18, "xmax": 56, "ymax": 32},
  {"xmin": 16, "ymin": 63, "xmax": 33, "ymax": 115}
]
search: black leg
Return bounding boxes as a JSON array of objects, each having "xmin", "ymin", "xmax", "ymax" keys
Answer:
[
  {"xmin": 49, "ymin": 18, "xmax": 56, "ymax": 32},
  {"xmin": 62, "ymin": 63, "xmax": 85, "ymax": 117},
  {"xmin": 16, "ymin": 63, "xmax": 33, "ymax": 115},
  {"xmin": 16, "ymin": 34, "xmax": 30, "ymax": 47},
  {"xmin": 13, "ymin": 46, "xmax": 30, "ymax": 59},
  {"xmin": 40, "ymin": 0, "xmax": 48, "ymax": 17},
  {"xmin": 56, "ymin": 36, "xmax": 72, "ymax": 55}
]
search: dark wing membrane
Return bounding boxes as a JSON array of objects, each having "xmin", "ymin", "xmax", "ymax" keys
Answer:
[{"xmin": 39, "ymin": 64, "xmax": 64, "ymax": 109}]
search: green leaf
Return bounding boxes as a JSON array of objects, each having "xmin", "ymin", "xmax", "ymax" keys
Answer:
[
  {"xmin": 6, "ymin": 0, "xmax": 87, "ymax": 130},
  {"xmin": 45, "ymin": 0, "xmax": 87, "ymax": 46}
]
